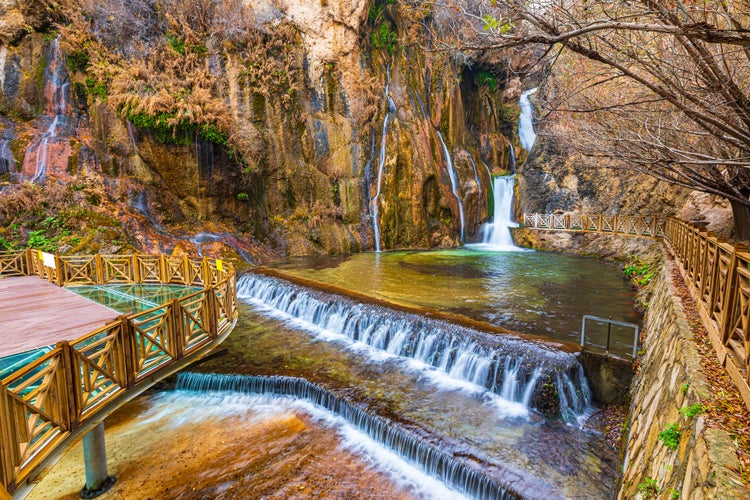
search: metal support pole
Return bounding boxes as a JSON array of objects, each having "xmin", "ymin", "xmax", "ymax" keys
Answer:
[
  {"xmin": 606, "ymin": 317, "xmax": 612, "ymax": 353},
  {"xmin": 80, "ymin": 422, "xmax": 115, "ymax": 498}
]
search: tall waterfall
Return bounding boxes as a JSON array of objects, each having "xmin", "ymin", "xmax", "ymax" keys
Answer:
[
  {"xmin": 237, "ymin": 273, "xmax": 591, "ymax": 422},
  {"xmin": 472, "ymin": 176, "xmax": 525, "ymax": 251},
  {"xmin": 518, "ymin": 88, "xmax": 537, "ymax": 152},
  {"xmin": 177, "ymin": 373, "xmax": 523, "ymax": 500},
  {"xmin": 24, "ymin": 37, "xmax": 70, "ymax": 183},
  {"xmin": 370, "ymin": 67, "xmax": 396, "ymax": 252},
  {"xmin": 436, "ymin": 131, "xmax": 466, "ymax": 242}
]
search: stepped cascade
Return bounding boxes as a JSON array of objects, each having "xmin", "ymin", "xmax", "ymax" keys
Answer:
[
  {"xmin": 176, "ymin": 372, "xmax": 524, "ymax": 500},
  {"xmin": 237, "ymin": 273, "xmax": 592, "ymax": 422}
]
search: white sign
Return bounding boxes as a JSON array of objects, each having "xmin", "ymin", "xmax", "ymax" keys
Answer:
[{"xmin": 41, "ymin": 251, "xmax": 56, "ymax": 268}]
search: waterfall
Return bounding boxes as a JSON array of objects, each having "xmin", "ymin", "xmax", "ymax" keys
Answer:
[
  {"xmin": 27, "ymin": 37, "xmax": 70, "ymax": 184},
  {"xmin": 471, "ymin": 175, "xmax": 526, "ymax": 251},
  {"xmin": 518, "ymin": 88, "xmax": 537, "ymax": 152},
  {"xmin": 237, "ymin": 273, "xmax": 592, "ymax": 422},
  {"xmin": 466, "ymin": 152, "xmax": 482, "ymax": 198},
  {"xmin": 0, "ymin": 127, "xmax": 16, "ymax": 176},
  {"xmin": 508, "ymin": 143, "xmax": 516, "ymax": 173},
  {"xmin": 177, "ymin": 373, "xmax": 522, "ymax": 499},
  {"xmin": 435, "ymin": 131, "xmax": 466, "ymax": 243},
  {"xmin": 370, "ymin": 66, "xmax": 396, "ymax": 252}
]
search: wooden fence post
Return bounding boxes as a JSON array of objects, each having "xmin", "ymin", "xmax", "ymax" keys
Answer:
[
  {"xmin": 0, "ymin": 386, "xmax": 16, "ymax": 494},
  {"xmin": 56, "ymin": 341, "xmax": 80, "ymax": 432},
  {"xmin": 718, "ymin": 243, "xmax": 746, "ymax": 344},
  {"xmin": 118, "ymin": 316, "xmax": 137, "ymax": 389},
  {"xmin": 170, "ymin": 298, "xmax": 185, "ymax": 359}
]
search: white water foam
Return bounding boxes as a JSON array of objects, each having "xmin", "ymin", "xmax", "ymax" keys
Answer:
[
  {"xmin": 139, "ymin": 391, "xmax": 470, "ymax": 500},
  {"xmin": 242, "ymin": 294, "xmax": 529, "ymax": 419}
]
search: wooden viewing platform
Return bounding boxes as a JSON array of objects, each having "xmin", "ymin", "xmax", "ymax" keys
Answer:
[
  {"xmin": 0, "ymin": 276, "xmax": 118, "ymax": 358},
  {"xmin": 0, "ymin": 250, "xmax": 238, "ymax": 497}
]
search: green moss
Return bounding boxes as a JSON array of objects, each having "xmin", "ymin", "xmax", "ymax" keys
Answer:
[
  {"xmin": 85, "ymin": 77, "xmax": 108, "ymax": 99},
  {"xmin": 166, "ymin": 33, "xmax": 186, "ymax": 55},
  {"xmin": 478, "ymin": 70, "xmax": 497, "ymax": 92},
  {"xmin": 372, "ymin": 23, "xmax": 399, "ymax": 54},
  {"xmin": 66, "ymin": 50, "xmax": 89, "ymax": 73}
]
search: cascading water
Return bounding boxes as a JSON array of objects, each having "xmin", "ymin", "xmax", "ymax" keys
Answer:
[
  {"xmin": 177, "ymin": 372, "xmax": 521, "ymax": 500},
  {"xmin": 370, "ymin": 66, "xmax": 397, "ymax": 252},
  {"xmin": 0, "ymin": 126, "xmax": 16, "ymax": 176},
  {"xmin": 467, "ymin": 152, "xmax": 482, "ymax": 198},
  {"xmin": 237, "ymin": 273, "xmax": 591, "ymax": 422},
  {"xmin": 518, "ymin": 87, "xmax": 538, "ymax": 152},
  {"xmin": 27, "ymin": 37, "xmax": 70, "ymax": 184},
  {"xmin": 436, "ymin": 131, "xmax": 466, "ymax": 243},
  {"xmin": 472, "ymin": 175, "xmax": 526, "ymax": 251}
]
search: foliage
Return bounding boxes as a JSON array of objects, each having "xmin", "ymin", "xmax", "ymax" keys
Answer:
[
  {"xmin": 623, "ymin": 258, "xmax": 654, "ymax": 286},
  {"xmin": 658, "ymin": 423, "xmax": 681, "ymax": 450},
  {"xmin": 478, "ymin": 70, "xmax": 497, "ymax": 92},
  {"xmin": 165, "ymin": 33, "xmax": 186, "ymax": 55},
  {"xmin": 668, "ymin": 488, "xmax": 680, "ymax": 499},
  {"xmin": 637, "ymin": 477, "xmax": 659, "ymax": 498},
  {"xmin": 372, "ymin": 23, "xmax": 399, "ymax": 54},
  {"xmin": 236, "ymin": 192, "xmax": 249, "ymax": 202},
  {"xmin": 368, "ymin": 0, "xmax": 394, "ymax": 24},
  {"xmin": 679, "ymin": 403, "xmax": 705, "ymax": 419},
  {"xmin": 66, "ymin": 50, "xmax": 89, "ymax": 73},
  {"xmin": 85, "ymin": 77, "xmax": 108, "ymax": 99},
  {"xmin": 681, "ymin": 383, "xmax": 690, "ymax": 395}
]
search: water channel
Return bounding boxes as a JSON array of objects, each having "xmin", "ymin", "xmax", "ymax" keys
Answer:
[{"xmin": 32, "ymin": 250, "xmax": 637, "ymax": 499}]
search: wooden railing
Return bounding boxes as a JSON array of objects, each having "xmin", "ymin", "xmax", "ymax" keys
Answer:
[
  {"xmin": 0, "ymin": 250, "xmax": 238, "ymax": 495},
  {"xmin": 664, "ymin": 219, "xmax": 750, "ymax": 410},
  {"xmin": 523, "ymin": 213, "xmax": 665, "ymax": 238}
]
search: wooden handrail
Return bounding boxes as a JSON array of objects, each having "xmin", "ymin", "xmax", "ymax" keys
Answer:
[
  {"xmin": 0, "ymin": 252, "xmax": 238, "ymax": 494},
  {"xmin": 663, "ymin": 219, "xmax": 750, "ymax": 410},
  {"xmin": 522, "ymin": 213, "xmax": 750, "ymax": 410},
  {"xmin": 522, "ymin": 213, "xmax": 665, "ymax": 238}
]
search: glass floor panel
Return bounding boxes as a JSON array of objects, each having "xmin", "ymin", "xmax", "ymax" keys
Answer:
[
  {"xmin": 1, "ymin": 285, "xmax": 201, "ymax": 379},
  {"xmin": 68, "ymin": 284, "xmax": 203, "ymax": 315}
]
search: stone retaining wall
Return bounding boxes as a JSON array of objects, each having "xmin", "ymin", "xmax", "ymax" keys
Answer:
[{"xmin": 618, "ymin": 255, "xmax": 744, "ymax": 499}]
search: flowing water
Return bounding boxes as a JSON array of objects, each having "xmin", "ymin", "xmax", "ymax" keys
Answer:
[
  {"xmin": 472, "ymin": 176, "xmax": 524, "ymax": 251},
  {"xmin": 24, "ymin": 37, "xmax": 71, "ymax": 183},
  {"xmin": 436, "ymin": 131, "xmax": 466, "ymax": 242},
  {"xmin": 180, "ymin": 298, "xmax": 620, "ymax": 498},
  {"xmin": 371, "ymin": 66, "xmax": 397, "ymax": 252},
  {"xmin": 37, "ymin": 252, "xmax": 630, "ymax": 498},
  {"xmin": 518, "ymin": 88, "xmax": 537, "ymax": 152},
  {"xmin": 271, "ymin": 249, "xmax": 641, "ymax": 355}
]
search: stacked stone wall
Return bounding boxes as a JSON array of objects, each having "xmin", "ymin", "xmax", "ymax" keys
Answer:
[{"xmin": 618, "ymin": 255, "xmax": 744, "ymax": 499}]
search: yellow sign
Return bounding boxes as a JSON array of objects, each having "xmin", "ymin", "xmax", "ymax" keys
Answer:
[{"xmin": 216, "ymin": 259, "xmax": 224, "ymax": 272}]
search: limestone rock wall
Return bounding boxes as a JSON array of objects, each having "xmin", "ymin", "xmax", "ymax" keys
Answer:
[{"xmin": 618, "ymin": 255, "xmax": 744, "ymax": 499}]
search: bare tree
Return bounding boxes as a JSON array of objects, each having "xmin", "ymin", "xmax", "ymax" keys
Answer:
[{"xmin": 422, "ymin": 0, "xmax": 750, "ymax": 240}]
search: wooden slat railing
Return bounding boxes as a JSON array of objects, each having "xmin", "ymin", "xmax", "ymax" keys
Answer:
[
  {"xmin": 523, "ymin": 213, "xmax": 666, "ymax": 238},
  {"xmin": 663, "ymin": 219, "xmax": 750, "ymax": 410},
  {"xmin": 522, "ymin": 213, "xmax": 750, "ymax": 410},
  {"xmin": 0, "ymin": 251, "xmax": 238, "ymax": 495}
]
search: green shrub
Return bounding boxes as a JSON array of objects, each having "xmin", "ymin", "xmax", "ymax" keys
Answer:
[
  {"xmin": 236, "ymin": 192, "xmax": 250, "ymax": 202},
  {"xmin": 478, "ymin": 70, "xmax": 497, "ymax": 92},
  {"xmin": 658, "ymin": 423, "xmax": 681, "ymax": 450},
  {"xmin": 67, "ymin": 50, "xmax": 89, "ymax": 73},
  {"xmin": 679, "ymin": 403, "xmax": 705, "ymax": 418},
  {"xmin": 637, "ymin": 477, "xmax": 659, "ymax": 498}
]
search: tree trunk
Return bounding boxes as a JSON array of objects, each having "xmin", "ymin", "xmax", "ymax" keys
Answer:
[{"xmin": 730, "ymin": 199, "xmax": 750, "ymax": 242}]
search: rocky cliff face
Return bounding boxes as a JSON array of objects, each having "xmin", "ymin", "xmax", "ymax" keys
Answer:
[
  {"xmin": 0, "ymin": 0, "xmax": 730, "ymax": 262},
  {"xmin": 0, "ymin": 0, "xmax": 528, "ymax": 261}
]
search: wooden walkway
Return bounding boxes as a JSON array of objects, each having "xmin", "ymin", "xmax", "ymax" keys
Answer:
[{"xmin": 0, "ymin": 276, "xmax": 118, "ymax": 357}]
